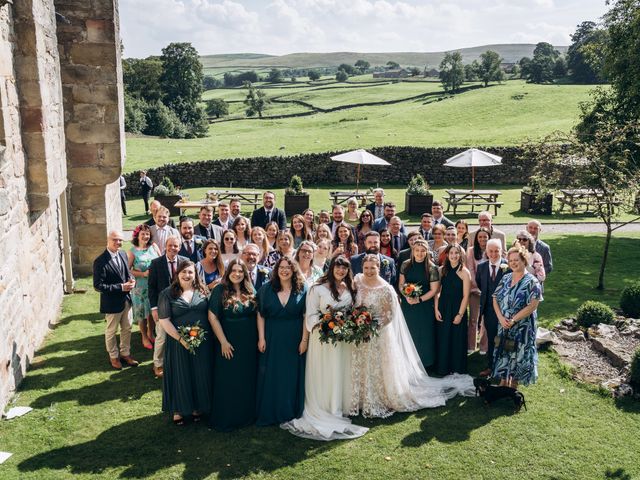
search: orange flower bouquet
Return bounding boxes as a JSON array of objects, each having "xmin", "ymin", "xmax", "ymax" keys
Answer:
[
  {"xmin": 318, "ymin": 305, "xmax": 350, "ymax": 345},
  {"xmin": 344, "ymin": 305, "xmax": 380, "ymax": 346},
  {"xmin": 177, "ymin": 322, "xmax": 207, "ymax": 354},
  {"xmin": 401, "ymin": 283, "xmax": 423, "ymax": 299}
]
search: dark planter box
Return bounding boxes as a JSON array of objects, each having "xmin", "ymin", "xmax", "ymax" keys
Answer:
[
  {"xmin": 155, "ymin": 194, "xmax": 182, "ymax": 217},
  {"xmin": 285, "ymin": 193, "xmax": 309, "ymax": 216},
  {"xmin": 405, "ymin": 193, "xmax": 434, "ymax": 215},
  {"xmin": 520, "ymin": 191, "xmax": 553, "ymax": 215}
]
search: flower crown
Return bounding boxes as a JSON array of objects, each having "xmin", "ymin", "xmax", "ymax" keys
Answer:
[{"xmin": 132, "ymin": 225, "xmax": 142, "ymax": 238}]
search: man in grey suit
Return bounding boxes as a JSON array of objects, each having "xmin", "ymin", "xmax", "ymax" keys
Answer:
[
  {"xmin": 431, "ymin": 200, "xmax": 454, "ymax": 227},
  {"xmin": 148, "ymin": 236, "xmax": 188, "ymax": 377},
  {"xmin": 193, "ymin": 205, "xmax": 223, "ymax": 242},
  {"xmin": 372, "ymin": 202, "xmax": 407, "ymax": 234},
  {"xmin": 527, "ymin": 220, "xmax": 553, "ymax": 275},
  {"xmin": 149, "ymin": 206, "xmax": 180, "ymax": 255},
  {"xmin": 469, "ymin": 210, "xmax": 507, "ymax": 251}
]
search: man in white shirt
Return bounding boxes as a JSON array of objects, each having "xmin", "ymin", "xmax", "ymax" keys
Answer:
[
  {"xmin": 229, "ymin": 198, "xmax": 242, "ymax": 223},
  {"xmin": 469, "ymin": 210, "xmax": 507, "ymax": 251},
  {"xmin": 214, "ymin": 202, "xmax": 232, "ymax": 230},
  {"xmin": 240, "ymin": 244, "xmax": 271, "ymax": 290},
  {"xmin": 431, "ymin": 200, "xmax": 453, "ymax": 227},
  {"xmin": 149, "ymin": 206, "xmax": 180, "ymax": 255},
  {"xmin": 527, "ymin": 220, "xmax": 553, "ymax": 275},
  {"xmin": 418, "ymin": 213, "xmax": 433, "ymax": 241},
  {"xmin": 366, "ymin": 188, "xmax": 385, "ymax": 220}
]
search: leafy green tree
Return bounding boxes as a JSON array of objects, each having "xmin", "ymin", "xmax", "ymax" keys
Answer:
[
  {"xmin": 202, "ymin": 76, "xmax": 222, "ymax": 90},
  {"xmin": 267, "ymin": 68, "xmax": 283, "ymax": 83},
  {"xmin": 464, "ymin": 62, "xmax": 478, "ymax": 81},
  {"xmin": 409, "ymin": 67, "xmax": 421, "ymax": 76},
  {"xmin": 144, "ymin": 100, "xmax": 187, "ymax": 138},
  {"xmin": 205, "ymin": 98, "xmax": 229, "ymax": 118},
  {"xmin": 124, "ymin": 93, "xmax": 147, "ymax": 133},
  {"xmin": 338, "ymin": 63, "xmax": 356, "ymax": 75},
  {"xmin": 519, "ymin": 57, "xmax": 532, "ymax": 79},
  {"xmin": 477, "ymin": 50, "xmax": 505, "ymax": 86},
  {"xmin": 439, "ymin": 52, "xmax": 465, "ymax": 93},
  {"xmin": 223, "ymin": 71, "xmax": 259, "ymax": 87},
  {"xmin": 386, "ymin": 61, "xmax": 400, "ymax": 70},
  {"xmin": 553, "ymin": 56, "xmax": 568, "ymax": 78},
  {"xmin": 355, "ymin": 59, "xmax": 370, "ymax": 73},
  {"xmin": 243, "ymin": 82, "xmax": 270, "ymax": 118},
  {"xmin": 335, "ymin": 69, "xmax": 349, "ymax": 82},
  {"xmin": 525, "ymin": 42, "xmax": 559, "ymax": 83},
  {"xmin": 123, "ymin": 57, "xmax": 163, "ymax": 102},
  {"xmin": 567, "ymin": 21, "xmax": 608, "ymax": 84},
  {"xmin": 307, "ymin": 70, "xmax": 321, "ymax": 81}
]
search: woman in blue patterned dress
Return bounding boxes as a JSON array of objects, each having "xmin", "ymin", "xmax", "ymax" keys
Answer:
[
  {"xmin": 196, "ymin": 239, "xmax": 225, "ymax": 290},
  {"xmin": 492, "ymin": 246, "xmax": 543, "ymax": 389},
  {"xmin": 127, "ymin": 224, "xmax": 161, "ymax": 349}
]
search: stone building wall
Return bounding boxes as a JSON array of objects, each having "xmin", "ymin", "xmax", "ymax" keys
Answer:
[
  {"xmin": 0, "ymin": 1, "xmax": 66, "ymax": 412},
  {"xmin": 123, "ymin": 146, "xmax": 530, "ymax": 196}
]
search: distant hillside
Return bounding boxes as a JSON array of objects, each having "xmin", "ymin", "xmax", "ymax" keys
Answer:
[{"xmin": 200, "ymin": 44, "xmax": 568, "ymax": 69}]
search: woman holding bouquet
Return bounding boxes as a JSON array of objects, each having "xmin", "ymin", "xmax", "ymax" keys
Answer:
[
  {"xmin": 398, "ymin": 239, "xmax": 440, "ymax": 369},
  {"xmin": 157, "ymin": 261, "xmax": 213, "ymax": 425},
  {"xmin": 256, "ymin": 256, "xmax": 307, "ymax": 425},
  {"xmin": 281, "ymin": 255, "xmax": 368, "ymax": 440},
  {"xmin": 208, "ymin": 259, "xmax": 258, "ymax": 431}
]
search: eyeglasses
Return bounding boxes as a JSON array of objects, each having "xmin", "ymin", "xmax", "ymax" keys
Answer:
[
  {"xmin": 517, "ymin": 238, "xmax": 529, "ymax": 242},
  {"xmin": 299, "ymin": 249, "xmax": 314, "ymax": 255}
]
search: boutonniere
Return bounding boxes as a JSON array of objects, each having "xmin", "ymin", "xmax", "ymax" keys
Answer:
[
  {"xmin": 381, "ymin": 259, "xmax": 390, "ymax": 268},
  {"xmin": 499, "ymin": 264, "xmax": 509, "ymax": 273},
  {"xmin": 195, "ymin": 238, "xmax": 203, "ymax": 246},
  {"xmin": 258, "ymin": 266, "xmax": 269, "ymax": 275}
]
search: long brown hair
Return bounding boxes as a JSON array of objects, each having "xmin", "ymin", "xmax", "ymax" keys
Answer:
[
  {"xmin": 170, "ymin": 261, "xmax": 208, "ymax": 298},
  {"xmin": 270, "ymin": 256, "xmax": 305, "ymax": 294},
  {"xmin": 220, "ymin": 258, "xmax": 255, "ymax": 307},
  {"xmin": 317, "ymin": 255, "xmax": 356, "ymax": 302},
  {"xmin": 473, "ymin": 227, "xmax": 492, "ymax": 261},
  {"xmin": 332, "ymin": 224, "xmax": 355, "ymax": 252},
  {"xmin": 290, "ymin": 214, "xmax": 313, "ymax": 241},
  {"xmin": 201, "ymin": 239, "xmax": 225, "ymax": 276},
  {"xmin": 441, "ymin": 244, "xmax": 466, "ymax": 278}
]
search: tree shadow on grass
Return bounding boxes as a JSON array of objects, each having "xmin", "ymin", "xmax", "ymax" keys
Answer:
[{"xmin": 18, "ymin": 415, "xmax": 336, "ymax": 479}]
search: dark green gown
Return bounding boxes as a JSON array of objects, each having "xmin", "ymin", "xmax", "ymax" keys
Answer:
[
  {"xmin": 435, "ymin": 268, "xmax": 468, "ymax": 375},
  {"xmin": 255, "ymin": 283, "xmax": 307, "ymax": 426},
  {"xmin": 208, "ymin": 284, "xmax": 258, "ymax": 431},
  {"xmin": 400, "ymin": 261, "xmax": 440, "ymax": 369},
  {"xmin": 158, "ymin": 288, "xmax": 214, "ymax": 417}
]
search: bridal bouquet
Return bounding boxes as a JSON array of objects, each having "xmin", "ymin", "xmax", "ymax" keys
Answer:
[
  {"xmin": 344, "ymin": 305, "xmax": 380, "ymax": 346},
  {"xmin": 177, "ymin": 323, "xmax": 207, "ymax": 354},
  {"xmin": 318, "ymin": 306, "xmax": 350, "ymax": 345},
  {"xmin": 401, "ymin": 283, "xmax": 423, "ymax": 299}
]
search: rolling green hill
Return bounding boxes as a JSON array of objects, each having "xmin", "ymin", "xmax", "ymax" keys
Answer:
[{"xmin": 200, "ymin": 44, "xmax": 568, "ymax": 69}]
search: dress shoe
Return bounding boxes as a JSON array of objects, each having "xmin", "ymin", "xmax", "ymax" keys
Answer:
[
  {"xmin": 153, "ymin": 366, "xmax": 164, "ymax": 378},
  {"xmin": 120, "ymin": 355, "xmax": 139, "ymax": 367},
  {"xmin": 479, "ymin": 368, "xmax": 492, "ymax": 377},
  {"xmin": 110, "ymin": 357, "xmax": 123, "ymax": 370}
]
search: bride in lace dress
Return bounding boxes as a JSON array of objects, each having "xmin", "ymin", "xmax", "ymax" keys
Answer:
[{"xmin": 349, "ymin": 254, "xmax": 475, "ymax": 418}]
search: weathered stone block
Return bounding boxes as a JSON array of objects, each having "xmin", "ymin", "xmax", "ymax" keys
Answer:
[
  {"xmin": 20, "ymin": 106, "xmax": 43, "ymax": 132},
  {"xmin": 69, "ymin": 43, "xmax": 116, "ymax": 67},
  {"xmin": 71, "ymin": 84, "xmax": 117, "ymax": 104},
  {"xmin": 68, "ymin": 165, "xmax": 119, "ymax": 184},
  {"xmin": 72, "ymin": 103, "xmax": 104, "ymax": 122},
  {"xmin": 86, "ymin": 19, "xmax": 114, "ymax": 43},
  {"xmin": 74, "ymin": 223, "xmax": 108, "ymax": 246},
  {"xmin": 66, "ymin": 122, "xmax": 119, "ymax": 143}
]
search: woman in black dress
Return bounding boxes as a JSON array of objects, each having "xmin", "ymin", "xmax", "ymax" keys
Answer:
[{"xmin": 158, "ymin": 261, "xmax": 213, "ymax": 425}]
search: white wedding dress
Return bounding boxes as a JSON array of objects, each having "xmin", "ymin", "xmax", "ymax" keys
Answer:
[
  {"xmin": 280, "ymin": 283, "xmax": 369, "ymax": 441},
  {"xmin": 349, "ymin": 275, "xmax": 475, "ymax": 418}
]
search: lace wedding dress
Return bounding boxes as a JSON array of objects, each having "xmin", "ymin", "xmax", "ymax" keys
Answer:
[
  {"xmin": 349, "ymin": 275, "xmax": 475, "ymax": 418},
  {"xmin": 281, "ymin": 283, "xmax": 369, "ymax": 441}
]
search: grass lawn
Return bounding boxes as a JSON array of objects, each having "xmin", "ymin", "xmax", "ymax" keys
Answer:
[
  {"xmin": 125, "ymin": 81, "xmax": 597, "ymax": 172},
  {"xmin": 122, "ymin": 183, "xmax": 638, "ymax": 231},
  {"xmin": 1, "ymin": 233, "xmax": 639, "ymax": 479}
]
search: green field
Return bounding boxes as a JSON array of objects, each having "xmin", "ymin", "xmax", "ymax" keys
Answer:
[
  {"xmin": 126, "ymin": 80, "xmax": 596, "ymax": 172},
  {"xmin": 1, "ymin": 233, "xmax": 638, "ymax": 479}
]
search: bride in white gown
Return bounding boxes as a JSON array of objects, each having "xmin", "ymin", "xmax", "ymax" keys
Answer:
[
  {"xmin": 281, "ymin": 256, "xmax": 369, "ymax": 441},
  {"xmin": 348, "ymin": 254, "xmax": 475, "ymax": 418}
]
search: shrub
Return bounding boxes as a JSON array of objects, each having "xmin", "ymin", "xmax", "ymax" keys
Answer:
[
  {"xmin": 153, "ymin": 177, "xmax": 177, "ymax": 196},
  {"xmin": 152, "ymin": 185, "xmax": 171, "ymax": 197},
  {"xmin": 285, "ymin": 175, "xmax": 304, "ymax": 195},
  {"xmin": 124, "ymin": 93, "xmax": 147, "ymax": 133},
  {"xmin": 630, "ymin": 348, "xmax": 640, "ymax": 387},
  {"xmin": 620, "ymin": 282, "xmax": 640, "ymax": 318},
  {"xmin": 144, "ymin": 101, "xmax": 187, "ymax": 138},
  {"xmin": 407, "ymin": 174, "xmax": 430, "ymax": 195},
  {"xmin": 576, "ymin": 301, "xmax": 615, "ymax": 328}
]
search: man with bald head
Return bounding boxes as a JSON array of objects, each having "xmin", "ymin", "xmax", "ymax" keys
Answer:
[
  {"xmin": 527, "ymin": 220, "xmax": 553, "ymax": 275},
  {"xmin": 93, "ymin": 230, "xmax": 139, "ymax": 370}
]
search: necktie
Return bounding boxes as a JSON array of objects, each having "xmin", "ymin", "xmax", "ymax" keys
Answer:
[
  {"xmin": 393, "ymin": 236, "xmax": 399, "ymax": 252},
  {"xmin": 250, "ymin": 270, "xmax": 256, "ymax": 285},
  {"xmin": 202, "ymin": 226, "xmax": 210, "ymax": 239},
  {"xmin": 185, "ymin": 241, "xmax": 192, "ymax": 255},
  {"xmin": 115, "ymin": 253, "xmax": 125, "ymax": 278},
  {"xmin": 266, "ymin": 210, "xmax": 271, "ymax": 224},
  {"xmin": 170, "ymin": 260, "xmax": 176, "ymax": 280},
  {"xmin": 491, "ymin": 264, "xmax": 497, "ymax": 282}
]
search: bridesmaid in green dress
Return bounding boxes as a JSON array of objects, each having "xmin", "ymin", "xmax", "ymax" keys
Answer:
[
  {"xmin": 157, "ymin": 261, "xmax": 214, "ymax": 425},
  {"xmin": 208, "ymin": 258, "xmax": 258, "ymax": 431},
  {"xmin": 435, "ymin": 244, "xmax": 471, "ymax": 376},
  {"xmin": 256, "ymin": 256, "xmax": 307, "ymax": 425},
  {"xmin": 127, "ymin": 224, "xmax": 160, "ymax": 349},
  {"xmin": 398, "ymin": 239, "xmax": 440, "ymax": 369}
]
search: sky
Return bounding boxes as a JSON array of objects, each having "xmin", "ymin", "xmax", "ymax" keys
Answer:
[{"xmin": 120, "ymin": 0, "xmax": 610, "ymax": 58}]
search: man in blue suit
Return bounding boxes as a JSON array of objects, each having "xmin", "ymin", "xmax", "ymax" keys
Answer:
[
  {"xmin": 241, "ymin": 244, "xmax": 271, "ymax": 291},
  {"xmin": 475, "ymin": 238, "xmax": 509, "ymax": 377},
  {"xmin": 527, "ymin": 220, "xmax": 553, "ymax": 276},
  {"xmin": 372, "ymin": 202, "xmax": 407, "ymax": 235},
  {"xmin": 93, "ymin": 230, "xmax": 139, "ymax": 370},
  {"xmin": 178, "ymin": 217, "xmax": 205, "ymax": 263},
  {"xmin": 351, "ymin": 231, "xmax": 396, "ymax": 285}
]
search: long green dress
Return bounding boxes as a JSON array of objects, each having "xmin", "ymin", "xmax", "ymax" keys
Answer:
[
  {"xmin": 255, "ymin": 283, "xmax": 307, "ymax": 426},
  {"xmin": 208, "ymin": 284, "xmax": 258, "ymax": 431},
  {"xmin": 157, "ymin": 288, "xmax": 214, "ymax": 417},
  {"xmin": 435, "ymin": 268, "xmax": 468, "ymax": 375},
  {"xmin": 400, "ymin": 261, "xmax": 440, "ymax": 369}
]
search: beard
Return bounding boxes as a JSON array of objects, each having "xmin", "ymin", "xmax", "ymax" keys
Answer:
[{"xmin": 366, "ymin": 246, "xmax": 379, "ymax": 254}]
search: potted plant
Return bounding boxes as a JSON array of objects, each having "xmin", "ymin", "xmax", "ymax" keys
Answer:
[
  {"xmin": 405, "ymin": 174, "xmax": 433, "ymax": 215},
  {"xmin": 153, "ymin": 176, "xmax": 183, "ymax": 216},
  {"xmin": 284, "ymin": 175, "xmax": 309, "ymax": 216},
  {"xmin": 520, "ymin": 179, "xmax": 553, "ymax": 215}
]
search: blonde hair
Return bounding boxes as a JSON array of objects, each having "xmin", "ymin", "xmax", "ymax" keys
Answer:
[{"xmin": 507, "ymin": 246, "xmax": 530, "ymax": 264}]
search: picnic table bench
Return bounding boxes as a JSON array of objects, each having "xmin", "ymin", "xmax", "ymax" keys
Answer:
[
  {"xmin": 444, "ymin": 189, "xmax": 503, "ymax": 215},
  {"xmin": 173, "ymin": 198, "xmax": 219, "ymax": 216},
  {"xmin": 329, "ymin": 191, "xmax": 373, "ymax": 207},
  {"xmin": 556, "ymin": 189, "xmax": 622, "ymax": 214},
  {"xmin": 207, "ymin": 189, "xmax": 262, "ymax": 210}
]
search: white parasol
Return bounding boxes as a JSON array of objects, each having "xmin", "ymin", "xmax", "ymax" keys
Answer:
[
  {"xmin": 443, "ymin": 148, "xmax": 502, "ymax": 191},
  {"xmin": 330, "ymin": 149, "xmax": 391, "ymax": 192}
]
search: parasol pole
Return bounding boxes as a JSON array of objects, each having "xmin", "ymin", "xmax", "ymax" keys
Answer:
[
  {"xmin": 356, "ymin": 163, "xmax": 361, "ymax": 192},
  {"xmin": 472, "ymin": 165, "xmax": 475, "ymax": 191}
]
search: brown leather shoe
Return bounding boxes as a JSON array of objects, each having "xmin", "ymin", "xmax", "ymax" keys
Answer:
[
  {"xmin": 479, "ymin": 368, "xmax": 492, "ymax": 377},
  {"xmin": 120, "ymin": 355, "xmax": 139, "ymax": 367},
  {"xmin": 110, "ymin": 357, "xmax": 123, "ymax": 370},
  {"xmin": 153, "ymin": 366, "xmax": 164, "ymax": 378}
]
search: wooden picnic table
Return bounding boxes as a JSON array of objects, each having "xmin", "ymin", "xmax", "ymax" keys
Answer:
[
  {"xmin": 207, "ymin": 189, "xmax": 262, "ymax": 210},
  {"xmin": 444, "ymin": 189, "xmax": 503, "ymax": 215},
  {"xmin": 556, "ymin": 189, "xmax": 620, "ymax": 214},
  {"xmin": 329, "ymin": 191, "xmax": 373, "ymax": 207},
  {"xmin": 173, "ymin": 199, "xmax": 219, "ymax": 216}
]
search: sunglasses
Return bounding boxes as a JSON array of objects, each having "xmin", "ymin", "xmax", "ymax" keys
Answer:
[{"xmin": 517, "ymin": 238, "xmax": 529, "ymax": 241}]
